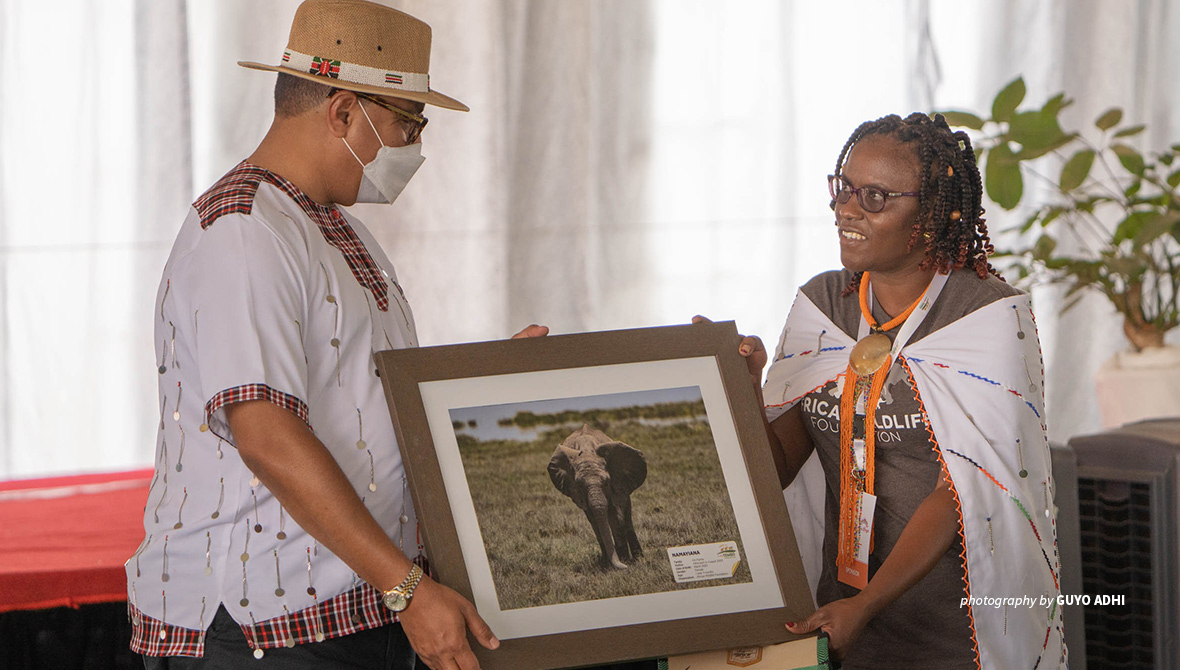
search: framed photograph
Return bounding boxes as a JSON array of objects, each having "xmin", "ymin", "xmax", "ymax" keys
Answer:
[{"xmin": 375, "ymin": 321, "xmax": 814, "ymax": 669}]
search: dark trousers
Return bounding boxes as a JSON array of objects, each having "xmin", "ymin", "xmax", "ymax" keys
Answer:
[{"xmin": 141, "ymin": 606, "xmax": 415, "ymax": 669}]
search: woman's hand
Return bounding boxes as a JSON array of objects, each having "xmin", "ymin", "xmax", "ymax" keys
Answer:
[
  {"xmin": 511, "ymin": 324, "xmax": 549, "ymax": 338},
  {"xmin": 691, "ymin": 315, "xmax": 814, "ymax": 489},
  {"xmin": 786, "ymin": 595, "xmax": 872, "ymax": 659},
  {"xmin": 691, "ymin": 315, "xmax": 767, "ymax": 384},
  {"xmin": 788, "ymin": 471, "xmax": 960, "ymax": 658}
]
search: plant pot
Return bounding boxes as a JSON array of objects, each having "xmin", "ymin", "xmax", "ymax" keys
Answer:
[{"xmin": 1094, "ymin": 344, "xmax": 1180, "ymax": 428}]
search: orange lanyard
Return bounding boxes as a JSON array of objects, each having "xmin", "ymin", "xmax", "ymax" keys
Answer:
[
  {"xmin": 858, "ymin": 271, "xmax": 923, "ymax": 332},
  {"xmin": 836, "ymin": 273, "xmax": 927, "ymax": 577}
]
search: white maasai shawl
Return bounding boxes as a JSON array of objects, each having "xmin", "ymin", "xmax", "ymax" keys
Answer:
[{"xmin": 763, "ymin": 282, "xmax": 1066, "ymax": 670}]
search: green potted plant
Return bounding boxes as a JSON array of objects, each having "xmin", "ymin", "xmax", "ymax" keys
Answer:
[
  {"xmin": 941, "ymin": 76, "xmax": 1180, "ymax": 352},
  {"xmin": 940, "ymin": 77, "xmax": 1180, "ymax": 426}
]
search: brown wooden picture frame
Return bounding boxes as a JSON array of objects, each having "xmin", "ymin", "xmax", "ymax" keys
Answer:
[{"xmin": 375, "ymin": 321, "xmax": 814, "ymax": 669}]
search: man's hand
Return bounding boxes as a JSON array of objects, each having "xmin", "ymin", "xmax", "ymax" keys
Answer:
[
  {"xmin": 785, "ymin": 595, "xmax": 871, "ymax": 659},
  {"xmin": 511, "ymin": 324, "xmax": 549, "ymax": 339},
  {"xmin": 691, "ymin": 315, "xmax": 767, "ymax": 383},
  {"xmin": 398, "ymin": 577, "xmax": 499, "ymax": 670}
]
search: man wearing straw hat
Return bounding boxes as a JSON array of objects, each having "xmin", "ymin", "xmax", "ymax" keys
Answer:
[{"xmin": 126, "ymin": 1, "xmax": 542, "ymax": 667}]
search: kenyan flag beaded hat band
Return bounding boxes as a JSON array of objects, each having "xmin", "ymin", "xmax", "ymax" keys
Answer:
[{"xmin": 238, "ymin": 0, "xmax": 468, "ymax": 111}]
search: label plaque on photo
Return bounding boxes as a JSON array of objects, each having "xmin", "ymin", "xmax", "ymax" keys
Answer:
[{"xmin": 668, "ymin": 542, "xmax": 742, "ymax": 583}]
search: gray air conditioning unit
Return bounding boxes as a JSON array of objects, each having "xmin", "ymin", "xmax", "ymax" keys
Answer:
[{"xmin": 1067, "ymin": 418, "xmax": 1180, "ymax": 670}]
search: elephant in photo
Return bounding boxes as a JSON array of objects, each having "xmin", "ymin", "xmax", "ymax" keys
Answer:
[{"xmin": 547, "ymin": 425, "xmax": 647, "ymax": 569}]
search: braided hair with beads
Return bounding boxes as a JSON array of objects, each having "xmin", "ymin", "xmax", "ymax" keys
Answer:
[{"xmin": 833, "ymin": 112, "xmax": 1001, "ymax": 295}]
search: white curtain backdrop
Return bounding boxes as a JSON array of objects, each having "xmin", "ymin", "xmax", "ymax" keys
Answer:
[
  {"xmin": 2, "ymin": 0, "xmax": 1176, "ymax": 477},
  {"xmin": 0, "ymin": 0, "xmax": 189, "ymax": 476}
]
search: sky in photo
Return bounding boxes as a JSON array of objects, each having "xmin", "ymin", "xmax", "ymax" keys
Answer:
[{"xmin": 450, "ymin": 386, "xmax": 704, "ymax": 442}]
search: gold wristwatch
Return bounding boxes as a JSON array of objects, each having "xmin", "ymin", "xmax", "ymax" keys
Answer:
[{"xmin": 382, "ymin": 564, "xmax": 424, "ymax": 613}]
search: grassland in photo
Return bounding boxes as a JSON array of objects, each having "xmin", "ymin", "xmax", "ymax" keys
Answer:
[{"xmin": 452, "ymin": 390, "xmax": 752, "ymax": 611}]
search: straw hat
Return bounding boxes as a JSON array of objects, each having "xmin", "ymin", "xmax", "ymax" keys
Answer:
[{"xmin": 239, "ymin": 0, "xmax": 468, "ymax": 111}]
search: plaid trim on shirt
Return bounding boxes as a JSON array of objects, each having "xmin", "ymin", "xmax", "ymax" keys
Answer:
[
  {"xmin": 205, "ymin": 384, "xmax": 311, "ymax": 429},
  {"xmin": 129, "ymin": 582, "xmax": 400, "ymax": 657},
  {"xmin": 193, "ymin": 161, "xmax": 390, "ymax": 311},
  {"xmin": 128, "ymin": 601, "xmax": 206, "ymax": 657}
]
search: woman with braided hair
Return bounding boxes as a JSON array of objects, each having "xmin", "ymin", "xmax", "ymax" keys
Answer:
[{"xmin": 732, "ymin": 113, "xmax": 1064, "ymax": 667}]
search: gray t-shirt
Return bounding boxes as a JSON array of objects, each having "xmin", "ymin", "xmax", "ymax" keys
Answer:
[{"xmin": 797, "ymin": 269, "xmax": 1020, "ymax": 670}]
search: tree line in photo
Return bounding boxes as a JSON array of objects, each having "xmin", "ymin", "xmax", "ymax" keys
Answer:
[{"xmin": 451, "ymin": 400, "xmax": 708, "ymax": 432}]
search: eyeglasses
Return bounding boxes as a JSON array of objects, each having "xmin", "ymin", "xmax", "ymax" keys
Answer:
[
  {"xmin": 355, "ymin": 93, "xmax": 429, "ymax": 144},
  {"xmin": 827, "ymin": 174, "xmax": 919, "ymax": 213}
]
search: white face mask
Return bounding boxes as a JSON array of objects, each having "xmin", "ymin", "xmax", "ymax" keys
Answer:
[{"xmin": 342, "ymin": 100, "xmax": 425, "ymax": 204}]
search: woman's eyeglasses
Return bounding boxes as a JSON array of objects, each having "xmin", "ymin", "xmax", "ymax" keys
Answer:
[{"xmin": 828, "ymin": 174, "xmax": 919, "ymax": 213}]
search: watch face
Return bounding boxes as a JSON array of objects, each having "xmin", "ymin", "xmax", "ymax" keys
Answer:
[{"xmin": 384, "ymin": 591, "xmax": 408, "ymax": 612}]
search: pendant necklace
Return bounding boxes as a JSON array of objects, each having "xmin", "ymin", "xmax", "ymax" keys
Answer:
[{"xmin": 848, "ymin": 272, "xmax": 923, "ymax": 376}]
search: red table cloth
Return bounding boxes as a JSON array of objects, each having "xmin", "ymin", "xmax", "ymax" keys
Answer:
[{"xmin": 0, "ymin": 468, "xmax": 152, "ymax": 612}]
